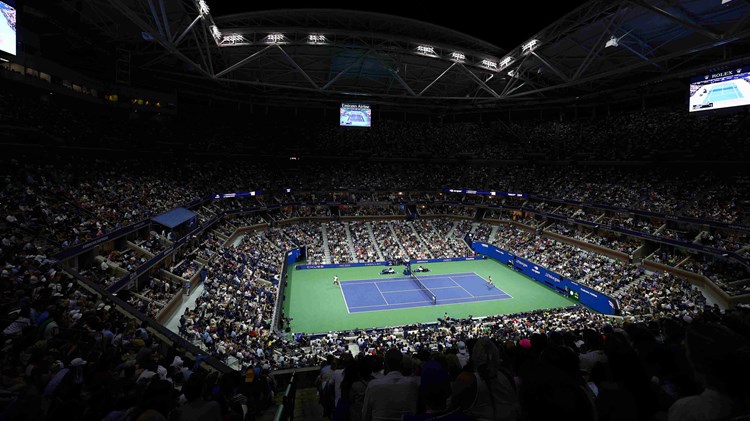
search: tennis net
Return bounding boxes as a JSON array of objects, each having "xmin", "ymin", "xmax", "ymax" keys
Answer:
[{"xmin": 410, "ymin": 272, "xmax": 437, "ymax": 305}]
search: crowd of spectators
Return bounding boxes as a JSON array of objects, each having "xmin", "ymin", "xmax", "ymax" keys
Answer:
[
  {"xmin": 326, "ymin": 222, "xmax": 355, "ymax": 264},
  {"xmin": 4, "ymin": 84, "xmax": 750, "ymax": 420}
]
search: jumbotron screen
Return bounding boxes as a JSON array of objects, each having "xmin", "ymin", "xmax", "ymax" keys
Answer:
[
  {"xmin": 340, "ymin": 103, "xmax": 372, "ymax": 127},
  {"xmin": 0, "ymin": 1, "xmax": 16, "ymax": 56},
  {"xmin": 689, "ymin": 67, "xmax": 750, "ymax": 112}
]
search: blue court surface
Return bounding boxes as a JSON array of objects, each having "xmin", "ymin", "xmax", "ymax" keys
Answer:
[
  {"xmin": 340, "ymin": 272, "xmax": 512, "ymax": 313},
  {"xmin": 704, "ymin": 82, "xmax": 744, "ymax": 103}
]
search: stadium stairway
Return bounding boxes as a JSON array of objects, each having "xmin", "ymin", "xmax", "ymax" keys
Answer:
[
  {"xmin": 366, "ymin": 222, "xmax": 386, "ymax": 261},
  {"xmin": 445, "ymin": 221, "xmax": 460, "ymax": 241},
  {"xmin": 344, "ymin": 222, "xmax": 358, "ymax": 261},
  {"xmin": 387, "ymin": 222, "xmax": 409, "ymax": 258},
  {"xmin": 409, "ymin": 223, "xmax": 434, "ymax": 259},
  {"xmin": 321, "ymin": 224, "xmax": 332, "ymax": 263},
  {"xmin": 488, "ymin": 225, "xmax": 500, "ymax": 243}
]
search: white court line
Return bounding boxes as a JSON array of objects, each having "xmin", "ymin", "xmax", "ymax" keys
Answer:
[
  {"xmin": 349, "ymin": 294, "xmax": 513, "ymax": 310},
  {"xmin": 379, "ymin": 286, "xmax": 463, "ymax": 294},
  {"xmin": 373, "ymin": 282, "xmax": 390, "ymax": 305},
  {"xmin": 339, "ymin": 283, "xmax": 351, "ymax": 314},
  {"xmin": 350, "ymin": 300, "xmax": 429, "ymax": 309},
  {"xmin": 448, "ymin": 276, "xmax": 477, "ymax": 299}
]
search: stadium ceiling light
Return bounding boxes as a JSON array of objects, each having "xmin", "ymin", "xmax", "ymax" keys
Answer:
[
  {"xmin": 481, "ymin": 59, "xmax": 498, "ymax": 70},
  {"xmin": 521, "ymin": 39, "xmax": 539, "ymax": 54},
  {"xmin": 308, "ymin": 34, "xmax": 326, "ymax": 43},
  {"xmin": 416, "ymin": 45, "xmax": 437, "ymax": 56},
  {"xmin": 222, "ymin": 34, "xmax": 245, "ymax": 45},
  {"xmin": 605, "ymin": 36, "xmax": 619, "ymax": 48},
  {"xmin": 210, "ymin": 25, "xmax": 222, "ymax": 42},
  {"xmin": 498, "ymin": 56, "xmax": 514, "ymax": 70},
  {"xmin": 267, "ymin": 33, "xmax": 285, "ymax": 43},
  {"xmin": 451, "ymin": 51, "xmax": 466, "ymax": 61},
  {"xmin": 197, "ymin": 0, "xmax": 210, "ymax": 17}
]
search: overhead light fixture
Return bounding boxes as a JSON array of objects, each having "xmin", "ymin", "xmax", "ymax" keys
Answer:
[
  {"xmin": 605, "ymin": 30, "xmax": 631, "ymax": 48},
  {"xmin": 267, "ymin": 33, "xmax": 284, "ymax": 43},
  {"xmin": 416, "ymin": 45, "xmax": 436, "ymax": 56},
  {"xmin": 498, "ymin": 56, "xmax": 513, "ymax": 70},
  {"xmin": 451, "ymin": 51, "xmax": 465, "ymax": 61},
  {"xmin": 222, "ymin": 34, "xmax": 245, "ymax": 44},
  {"xmin": 197, "ymin": 0, "xmax": 210, "ymax": 16},
  {"xmin": 308, "ymin": 34, "xmax": 326, "ymax": 43},
  {"xmin": 481, "ymin": 59, "xmax": 498, "ymax": 70},
  {"xmin": 522, "ymin": 39, "xmax": 539, "ymax": 54},
  {"xmin": 210, "ymin": 25, "xmax": 222, "ymax": 42}
]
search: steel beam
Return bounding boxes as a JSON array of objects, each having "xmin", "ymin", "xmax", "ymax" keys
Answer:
[
  {"xmin": 419, "ymin": 62, "xmax": 457, "ymax": 96},
  {"xmin": 214, "ymin": 45, "xmax": 274, "ymax": 78},
  {"xmin": 276, "ymin": 45, "xmax": 321, "ymax": 90},
  {"xmin": 630, "ymin": 0, "xmax": 721, "ymax": 40}
]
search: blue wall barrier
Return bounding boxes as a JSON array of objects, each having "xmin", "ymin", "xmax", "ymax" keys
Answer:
[
  {"xmin": 471, "ymin": 242, "xmax": 514, "ymax": 264},
  {"xmin": 286, "ymin": 248, "xmax": 301, "ymax": 266},
  {"xmin": 296, "ymin": 256, "xmax": 480, "ymax": 270},
  {"xmin": 297, "ymin": 261, "xmax": 388, "ymax": 270},
  {"xmin": 471, "ymin": 242, "xmax": 619, "ymax": 315}
]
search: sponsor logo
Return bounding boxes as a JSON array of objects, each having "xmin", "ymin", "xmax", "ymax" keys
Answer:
[{"xmin": 710, "ymin": 71, "xmax": 733, "ymax": 78}]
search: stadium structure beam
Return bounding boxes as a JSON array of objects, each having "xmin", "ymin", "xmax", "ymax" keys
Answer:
[
  {"xmin": 276, "ymin": 46, "xmax": 321, "ymax": 90},
  {"xmin": 572, "ymin": 10, "xmax": 626, "ymax": 81},
  {"xmin": 158, "ymin": 0, "xmax": 172, "ymax": 41},
  {"xmin": 146, "ymin": 0, "xmax": 166, "ymax": 40},
  {"xmin": 103, "ymin": 0, "xmax": 213, "ymax": 78},
  {"xmin": 214, "ymin": 45, "xmax": 274, "ymax": 78},
  {"xmin": 531, "ymin": 52, "xmax": 571, "ymax": 82},
  {"xmin": 419, "ymin": 62, "xmax": 457, "ymax": 96},
  {"xmin": 727, "ymin": 10, "xmax": 750, "ymax": 36},
  {"xmin": 629, "ymin": 0, "xmax": 722, "ymax": 40},
  {"xmin": 174, "ymin": 15, "xmax": 201, "ymax": 46},
  {"xmin": 500, "ymin": 54, "xmax": 532, "ymax": 97},
  {"xmin": 58, "ymin": 0, "xmax": 122, "ymax": 40},
  {"xmin": 618, "ymin": 39, "xmax": 662, "ymax": 69},
  {"xmin": 321, "ymin": 50, "xmax": 371, "ymax": 91},
  {"xmin": 504, "ymin": 27, "xmax": 750, "ymax": 99},
  {"xmin": 456, "ymin": 63, "xmax": 500, "ymax": 98}
]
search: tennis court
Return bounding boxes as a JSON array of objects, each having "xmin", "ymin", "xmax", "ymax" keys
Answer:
[
  {"xmin": 704, "ymin": 82, "xmax": 744, "ymax": 103},
  {"xmin": 284, "ymin": 259, "xmax": 578, "ymax": 333},
  {"xmin": 340, "ymin": 272, "xmax": 511, "ymax": 313}
]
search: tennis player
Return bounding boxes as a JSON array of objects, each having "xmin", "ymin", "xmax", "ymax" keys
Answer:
[
  {"xmin": 333, "ymin": 275, "xmax": 340, "ymax": 286},
  {"xmin": 486, "ymin": 275, "xmax": 493, "ymax": 286}
]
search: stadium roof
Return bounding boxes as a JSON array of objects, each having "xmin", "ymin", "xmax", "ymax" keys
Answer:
[{"xmin": 49, "ymin": 0, "xmax": 750, "ymax": 111}]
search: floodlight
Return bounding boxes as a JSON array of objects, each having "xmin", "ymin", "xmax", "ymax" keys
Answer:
[
  {"xmin": 308, "ymin": 34, "xmax": 326, "ymax": 43},
  {"xmin": 416, "ymin": 45, "xmax": 436, "ymax": 55},
  {"xmin": 451, "ymin": 51, "xmax": 465, "ymax": 61},
  {"xmin": 499, "ymin": 56, "xmax": 513, "ymax": 70},
  {"xmin": 522, "ymin": 39, "xmax": 539, "ymax": 54},
  {"xmin": 197, "ymin": 0, "xmax": 210, "ymax": 16},
  {"xmin": 210, "ymin": 26, "xmax": 222, "ymax": 41},
  {"xmin": 267, "ymin": 33, "xmax": 285, "ymax": 43},
  {"xmin": 605, "ymin": 36, "xmax": 619, "ymax": 48},
  {"xmin": 222, "ymin": 34, "xmax": 245, "ymax": 44},
  {"xmin": 481, "ymin": 59, "xmax": 498, "ymax": 70}
]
